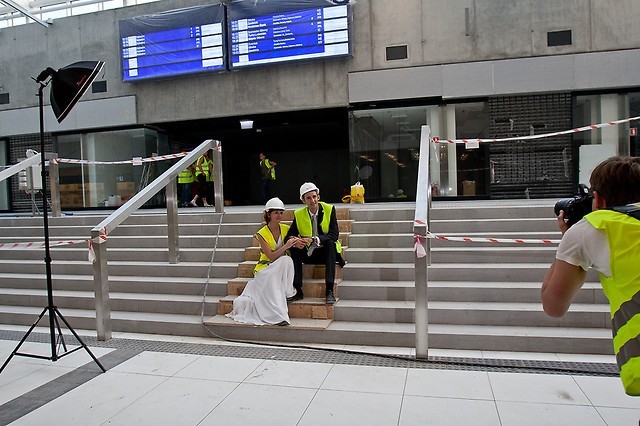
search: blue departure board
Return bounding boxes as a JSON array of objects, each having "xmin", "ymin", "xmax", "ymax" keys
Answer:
[
  {"xmin": 119, "ymin": 4, "xmax": 226, "ymax": 82},
  {"xmin": 228, "ymin": 3, "xmax": 351, "ymax": 69}
]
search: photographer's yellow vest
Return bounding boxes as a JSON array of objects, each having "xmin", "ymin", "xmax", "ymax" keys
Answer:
[
  {"xmin": 293, "ymin": 202, "xmax": 342, "ymax": 253},
  {"xmin": 254, "ymin": 223, "xmax": 290, "ymax": 275},
  {"xmin": 586, "ymin": 208, "xmax": 640, "ymax": 396}
]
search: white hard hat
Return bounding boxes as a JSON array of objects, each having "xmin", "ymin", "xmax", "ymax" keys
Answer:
[
  {"xmin": 299, "ymin": 182, "xmax": 319, "ymax": 200},
  {"xmin": 264, "ymin": 197, "xmax": 285, "ymax": 211}
]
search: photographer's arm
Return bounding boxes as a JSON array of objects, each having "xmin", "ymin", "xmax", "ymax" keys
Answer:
[{"xmin": 541, "ymin": 259, "xmax": 587, "ymax": 317}]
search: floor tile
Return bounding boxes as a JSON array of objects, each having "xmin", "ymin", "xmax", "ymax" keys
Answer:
[
  {"xmin": 174, "ymin": 355, "xmax": 264, "ymax": 383},
  {"xmin": 320, "ymin": 364, "xmax": 407, "ymax": 395},
  {"xmin": 496, "ymin": 400, "xmax": 606, "ymax": 426},
  {"xmin": 595, "ymin": 406, "xmax": 640, "ymax": 425},
  {"xmin": 104, "ymin": 376, "xmax": 238, "ymax": 425},
  {"xmin": 573, "ymin": 375, "xmax": 640, "ymax": 409},
  {"xmin": 0, "ymin": 363, "xmax": 74, "ymax": 406},
  {"xmin": 9, "ymin": 371, "xmax": 166, "ymax": 425},
  {"xmin": 555, "ymin": 353, "xmax": 616, "ymax": 364},
  {"xmin": 482, "ymin": 350, "xmax": 559, "ymax": 361},
  {"xmin": 243, "ymin": 359, "xmax": 332, "ymax": 389},
  {"xmin": 343, "ymin": 345, "xmax": 413, "ymax": 356},
  {"xmin": 399, "ymin": 395, "xmax": 500, "ymax": 426},
  {"xmin": 200, "ymin": 382, "xmax": 316, "ymax": 425},
  {"xmin": 110, "ymin": 351, "xmax": 200, "ymax": 376},
  {"xmin": 301, "ymin": 389, "xmax": 403, "ymax": 426},
  {"xmin": 489, "ymin": 371, "xmax": 592, "ymax": 405},
  {"xmin": 426, "ymin": 348, "xmax": 484, "ymax": 358},
  {"xmin": 405, "ymin": 369, "xmax": 493, "ymax": 400}
]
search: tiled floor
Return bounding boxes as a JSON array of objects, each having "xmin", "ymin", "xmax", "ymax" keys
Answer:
[{"xmin": 1, "ymin": 328, "xmax": 639, "ymax": 426}]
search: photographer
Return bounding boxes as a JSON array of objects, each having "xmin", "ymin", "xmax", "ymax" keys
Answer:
[{"xmin": 542, "ymin": 156, "xmax": 640, "ymax": 396}]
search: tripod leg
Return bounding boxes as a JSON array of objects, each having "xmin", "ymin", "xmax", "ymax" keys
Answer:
[
  {"xmin": 52, "ymin": 312, "xmax": 68, "ymax": 353},
  {"xmin": 52, "ymin": 307, "xmax": 106, "ymax": 372},
  {"xmin": 0, "ymin": 307, "xmax": 48, "ymax": 374}
]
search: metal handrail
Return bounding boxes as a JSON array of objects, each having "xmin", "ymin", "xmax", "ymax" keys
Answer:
[
  {"xmin": 414, "ymin": 125, "xmax": 431, "ymax": 359},
  {"xmin": 0, "ymin": 151, "xmax": 60, "ymax": 217},
  {"xmin": 90, "ymin": 139, "xmax": 223, "ymax": 340}
]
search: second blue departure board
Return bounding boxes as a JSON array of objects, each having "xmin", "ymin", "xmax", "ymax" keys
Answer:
[
  {"xmin": 228, "ymin": 2, "xmax": 351, "ymax": 69},
  {"xmin": 119, "ymin": 4, "xmax": 226, "ymax": 82}
]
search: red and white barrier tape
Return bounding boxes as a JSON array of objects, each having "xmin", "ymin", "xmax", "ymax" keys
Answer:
[
  {"xmin": 53, "ymin": 152, "xmax": 187, "ymax": 166},
  {"xmin": 52, "ymin": 143, "xmax": 221, "ymax": 166},
  {"xmin": 414, "ymin": 233, "xmax": 560, "ymax": 258},
  {"xmin": 0, "ymin": 235, "xmax": 107, "ymax": 262},
  {"xmin": 431, "ymin": 115, "xmax": 640, "ymax": 144}
]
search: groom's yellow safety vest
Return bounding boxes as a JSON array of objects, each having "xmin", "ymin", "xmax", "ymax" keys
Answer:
[{"xmin": 293, "ymin": 202, "xmax": 343, "ymax": 254}]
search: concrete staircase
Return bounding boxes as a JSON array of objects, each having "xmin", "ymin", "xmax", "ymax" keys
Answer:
[{"xmin": 0, "ymin": 201, "xmax": 613, "ymax": 354}]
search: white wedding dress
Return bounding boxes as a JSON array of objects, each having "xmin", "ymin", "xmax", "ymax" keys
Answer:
[{"xmin": 226, "ymin": 239, "xmax": 296, "ymax": 325}]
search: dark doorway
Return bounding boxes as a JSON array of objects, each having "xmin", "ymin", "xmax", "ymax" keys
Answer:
[{"xmin": 156, "ymin": 107, "xmax": 350, "ymax": 206}]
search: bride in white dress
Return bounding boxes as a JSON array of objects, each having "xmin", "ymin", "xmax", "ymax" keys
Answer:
[{"xmin": 226, "ymin": 198, "xmax": 301, "ymax": 325}]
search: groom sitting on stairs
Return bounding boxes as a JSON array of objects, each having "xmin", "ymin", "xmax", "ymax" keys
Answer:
[{"xmin": 286, "ymin": 182, "xmax": 345, "ymax": 304}]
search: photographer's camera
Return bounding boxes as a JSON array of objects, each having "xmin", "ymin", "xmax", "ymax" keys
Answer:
[{"xmin": 554, "ymin": 184, "xmax": 593, "ymax": 227}]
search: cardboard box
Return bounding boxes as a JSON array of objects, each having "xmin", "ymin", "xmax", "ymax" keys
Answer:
[{"xmin": 462, "ymin": 180, "xmax": 476, "ymax": 196}]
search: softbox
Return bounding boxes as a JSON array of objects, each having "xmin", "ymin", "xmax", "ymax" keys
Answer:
[{"xmin": 50, "ymin": 61, "xmax": 104, "ymax": 123}]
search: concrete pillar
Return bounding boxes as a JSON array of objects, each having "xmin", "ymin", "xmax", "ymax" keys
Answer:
[
  {"xmin": 82, "ymin": 133, "xmax": 98, "ymax": 207},
  {"xmin": 600, "ymin": 94, "xmax": 621, "ymax": 155}
]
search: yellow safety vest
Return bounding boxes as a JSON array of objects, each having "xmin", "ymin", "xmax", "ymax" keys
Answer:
[
  {"xmin": 254, "ymin": 223, "xmax": 290, "ymax": 275},
  {"xmin": 178, "ymin": 168, "xmax": 194, "ymax": 184},
  {"xmin": 196, "ymin": 156, "xmax": 213, "ymax": 182},
  {"xmin": 293, "ymin": 202, "xmax": 343, "ymax": 253},
  {"xmin": 260, "ymin": 159, "xmax": 276, "ymax": 180},
  {"xmin": 586, "ymin": 206, "xmax": 640, "ymax": 396}
]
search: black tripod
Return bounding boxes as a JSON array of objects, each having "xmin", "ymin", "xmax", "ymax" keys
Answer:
[{"xmin": 0, "ymin": 81, "xmax": 105, "ymax": 374}]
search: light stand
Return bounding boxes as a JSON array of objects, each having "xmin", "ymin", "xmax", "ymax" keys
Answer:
[{"xmin": 0, "ymin": 62, "xmax": 106, "ymax": 374}]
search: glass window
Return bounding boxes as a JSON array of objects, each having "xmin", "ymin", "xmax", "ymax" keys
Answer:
[
  {"xmin": 348, "ymin": 101, "xmax": 489, "ymax": 201},
  {"xmin": 56, "ymin": 128, "xmax": 169, "ymax": 209},
  {"xmin": 573, "ymin": 92, "xmax": 639, "ymax": 184}
]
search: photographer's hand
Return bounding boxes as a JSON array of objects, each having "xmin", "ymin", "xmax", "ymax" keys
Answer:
[{"xmin": 557, "ymin": 210, "xmax": 569, "ymax": 236}]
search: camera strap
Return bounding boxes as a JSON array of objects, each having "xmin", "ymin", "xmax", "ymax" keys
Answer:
[{"xmin": 612, "ymin": 204, "xmax": 640, "ymax": 221}]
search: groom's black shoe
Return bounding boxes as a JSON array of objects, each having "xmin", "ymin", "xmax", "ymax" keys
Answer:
[
  {"xmin": 287, "ymin": 289, "xmax": 303, "ymax": 303},
  {"xmin": 325, "ymin": 289, "xmax": 336, "ymax": 304}
]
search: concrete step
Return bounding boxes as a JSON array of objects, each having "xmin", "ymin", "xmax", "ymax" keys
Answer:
[
  {"xmin": 201, "ymin": 317, "xmax": 612, "ymax": 354},
  {"xmin": 342, "ymin": 263, "xmax": 599, "ymax": 282},
  {"xmin": 332, "ymin": 299, "xmax": 611, "ymax": 328},
  {"xmin": 0, "ymin": 305, "xmax": 210, "ymax": 337},
  {"xmin": 0, "ymin": 273, "xmax": 228, "ymax": 296},
  {"xmin": 206, "ymin": 314, "xmax": 332, "ymax": 330},
  {"xmin": 343, "ymin": 246, "xmax": 557, "ymax": 263},
  {"xmin": 217, "ymin": 295, "xmax": 336, "ymax": 320},
  {"xmin": 346, "ymin": 231, "xmax": 561, "ymax": 249},
  {"xmin": 0, "ymin": 247, "xmax": 247, "ymax": 263},
  {"xmin": 0, "ymin": 260, "xmax": 240, "ymax": 279},
  {"xmin": 338, "ymin": 280, "xmax": 608, "ymax": 304},
  {"xmin": 0, "ymin": 288, "xmax": 219, "ymax": 316},
  {"xmin": 350, "ymin": 218, "xmax": 557, "ymax": 234},
  {"xmin": 236, "ymin": 262, "xmax": 345, "ymax": 280},
  {"xmin": 227, "ymin": 277, "xmax": 340, "ymax": 298}
]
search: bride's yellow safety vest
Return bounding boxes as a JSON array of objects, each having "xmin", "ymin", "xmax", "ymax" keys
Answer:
[{"xmin": 254, "ymin": 223, "xmax": 290, "ymax": 275}]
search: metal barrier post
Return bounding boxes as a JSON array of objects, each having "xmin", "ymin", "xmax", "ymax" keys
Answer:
[
  {"xmin": 166, "ymin": 179, "xmax": 179, "ymax": 264},
  {"xmin": 414, "ymin": 125, "xmax": 431, "ymax": 359},
  {"xmin": 90, "ymin": 229, "xmax": 112, "ymax": 341},
  {"xmin": 212, "ymin": 140, "xmax": 224, "ymax": 213}
]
